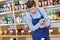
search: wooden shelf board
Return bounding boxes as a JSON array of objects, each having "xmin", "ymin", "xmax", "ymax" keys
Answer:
[
  {"xmin": 2, "ymin": 35, "xmax": 16, "ymax": 37},
  {"xmin": 49, "ymin": 34, "xmax": 60, "ymax": 38},
  {"xmin": 17, "ymin": 34, "xmax": 60, "ymax": 38},
  {"xmin": 14, "ymin": 9, "xmax": 27, "ymax": 13},
  {"xmin": 17, "ymin": 35, "xmax": 31, "ymax": 38},
  {"xmin": 1, "ymin": 34, "xmax": 60, "ymax": 38},
  {"xmin": 0, "ymin": 0, "xmax": 5, "ymax": 2},
  {"xmin": 16, "ymin": 23, "xmax": 27, "ymax": 25},
  {"xmin": 0, "ymin": 24, "xmax": 14, "ymax": 26},
  {"xmin": 50, "ymin": 21, "xmax": 60, "ymax": 23},
  {"xmin": 42, "ymin": 5, "xmax": 60, "ymax": 8},
  {"xmin": 0, "ymin": 0, "xmax": 5, "ymax": 5},
  {"xmin": 0, "ymin": 11, "xmax": 13, "ymax": 15}
]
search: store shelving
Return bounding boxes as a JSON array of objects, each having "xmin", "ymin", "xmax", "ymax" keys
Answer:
[
  {"xmin": 2, "ymin": 35, "xmax": 16, "ymax": 37},
  {"xmin": 0, "ymin": 24, "xmax": 14, "ymax": 26},
  {"xmin": 42, "ymin": 5, "xmax": 60, "ymax": 8},
  {"xmin": 0, "ymin": 0, "xmax": 60, "ymax": 40},
  {"xmin": 0, "ymin": 11, "xmax": 13, "ymax": 15},
  {"xmin": 14, "ymin": 9, "xmax": 27, "ymax": 13},
  {"xmin": 0, "ymin": 0, "xmax": 5, "ymax": 2},
  {"xmin": 16, "ymin": 23, "xmax": 27, "ymax": 25},
  {"xmin": 2, "ymin": 34, "xmax": 60, "ymax": 38}
]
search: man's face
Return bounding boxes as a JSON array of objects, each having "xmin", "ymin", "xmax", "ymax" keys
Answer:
[{"xmin": 28, "ymin": 5, "xmax": 36, "ymax": 14}]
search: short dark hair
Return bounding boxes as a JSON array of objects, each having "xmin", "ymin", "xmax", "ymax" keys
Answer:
[{"xmin": 26, "ymin": 1, "xmax": 36, "ymax": 8}]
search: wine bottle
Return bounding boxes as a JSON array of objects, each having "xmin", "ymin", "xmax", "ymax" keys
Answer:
[
  {"xmin": 39, "ymin": 0, "xmax": 42, "ymax": 7},
  {"xmin": 50, "ymin": 0, "xmax": 53, "ymax": 5},
  {"xmin": 42, "ymin": 1, "xmax": 45, "ymax": 7},
  {"xmin": 47, "ymin": 0, "xmax": 50, "ymax": 6},
  {"xmin": 44, "ymin": 0, "xmax": 48, "ymax": 6},
  {"xmin": 59, "ymin": 0, "xmax": 60, "ymax": 4},
  {"xmin": 15, "ymin": 1, "xmax": 19, "ymax": 10}
]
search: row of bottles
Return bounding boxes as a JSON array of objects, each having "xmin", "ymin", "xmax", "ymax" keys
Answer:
[
  {"xmin": 14, "ymin": 0, "xmax": 28, "ymax": 11},
  {"xmin": 16, "ymin": 12, "xmax": 26, "ymax": 23},
  {"xmin": 49, "ymin": 27, "xmax": 60, "ymax": 35},
  {"xmin": 0, "ymin": 0, "xmax": 12, "ymax": 13},
  {"xmin": 0, "ymin": 16, "xmax": 14, "ymax": 24},
  {"xmin": 46, "ymin": 8, "xmax": 60, "ymax": 21},
  {"xmin": 1, "ymin": 29, "xmax": 31, "ymax": 35},
  {"xmin": 17, "ymin": 27, "xmax": 31, "ymax": 35},
  {"xmin": 0, "ymin": 26, "xmax": 31, "ymax": 35},
  {"xmin": 1, "ymin": 25, "xmax": 16, "ymax": 35},
  {"xmin": 2, "ymin": 17, "xmax": 14, "ymax": 24},
  {"xmin": 39, "ymin": 0, "xmax": 60, "ymax": 7},
  {"xmin": 0, "ymin": 27, "xmax": 60, "ymax": 35}
]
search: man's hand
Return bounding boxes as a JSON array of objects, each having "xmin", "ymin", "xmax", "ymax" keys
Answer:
[{"xmin": 39, "ymin": 19, "xmax": 46, "ymax": 28}]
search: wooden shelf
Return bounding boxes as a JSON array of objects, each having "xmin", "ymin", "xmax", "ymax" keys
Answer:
[
  {"xmin": 42, "ymin": 5, "xmax": 60, "ymax": 8},
  {"xmin": 1, "ymin": 34, "xmax": 60, "ymax": 38},
  {"xmin": 0, "ymin": 0, "xmax": 5, "ymax": 2},
  {"xmin": 0, "ymin": 24, "xmax": 14, "ymax": 26},
  {"xmin": 0, "ymin": 0, "xmax": 5, "ymax": 5},
  {"xmin": 14, "ymin": 9, "xmax": 27, "ymax": 13},
  {"xmin": 17, "ymin": 34, "xmax": 60, "ymax": 38},
  {"xmin": 2, "ymin": 35, "xmax": 16, "ymax": 37},
  {"xmin": 0, "ymin": 11, "xmax": 13, "ymax": 15},
  {"xmin": 16, "ymin": 23, "xmax": 27, "ymax": 25},
  {"xmin": 49, "ymin": 34, "xmax": 60, "ymax": 38},
  {"xmin": 51, "ymin": 21, "xmax": 60, "ymax": 23},
  {"xmin": 17, "ymin": 35, "xmax": 31, "ymax": 38}
]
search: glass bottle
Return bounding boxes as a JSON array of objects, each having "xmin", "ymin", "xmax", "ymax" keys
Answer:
[{"xmin": 39, "ymin": 0, "xmax": 42, "ymax": 7}]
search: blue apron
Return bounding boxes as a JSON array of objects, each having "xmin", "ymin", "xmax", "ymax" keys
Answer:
[{"xmin": 30, "ymin": 9, "xmax": 50, "ymax": 40}]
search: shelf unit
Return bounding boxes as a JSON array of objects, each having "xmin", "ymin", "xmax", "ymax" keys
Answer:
[{"xmin": 0, "ymin": 0, "xmax": 60, "ymax": 40}]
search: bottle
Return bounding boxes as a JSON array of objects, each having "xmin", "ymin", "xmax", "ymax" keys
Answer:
[
  {"xmin": 15, "ymin": 1, "xmax": 19, "ymax": 10},
  {"xmin": 3, "ymin": 5, "xmax": 6, "ymax": 12},
  {"xmin": 39, "ymin": 0, "xmax": 42, "ymax": 7},
  {"xmin": 42, "ymin": 1, "xmax": 45, "ymax": 7},
  {"xmin": 47, "ymin": 0, "xmax": 50, "ymax": 6},
  {"xmin": 59, "ymin": 0, "xmax": 60, "ymax": 4},
  {"xmin": 20, "ymin": 13, "xmax": 24, "ymax": 23},
  {"xmin": 49, "ymin": 28, "xmax": 53, "ymax": 35},
  {"xmin": 50, "ymin": 0, "xmax": 53, "ymax": 5},
  {"xmin": 18, "ymin": 4, "xmax": 21, "ymax": 10},
  {"xmin": 44, "ymin": 0, "xmax": 48, "ymax": 6},
  {"xmin": 58, "ymin": 29, "xmax": 60, "ymax": 34},
  {"xmin": 6, "ymin": 5, "xmax": 10, "ymax": 12},
  {"xmin": 7, "ymin": 27, "xmax": 10, "ymax": 35},
  {"xmin": 10, "ymin": 30, "xmax": 13, "ymax": 35},
  {"xmin": 28, "ymin": 30, "xmax": 31, "ymax": 35},
  {"xmin": 53, "ymin": 0, "xmax": 59, "ymax": 5},
  {"xmin": 7, "ymin": 4, "xmax": 12, "ymax": 11},
  {"xmin": 24, "ymin": 4, "xmax": 27, "ymax": 9},
  {"xmin": 16, "ymin": 30, "xmax": 18, "ymax": 34},
  {"xmin": 21, "ymin": 30, "xmax": 24, "ymax": 35},
  {"xmin": 4, "ymin": 30, "xmax": 7, "ymax": 35},
  {"xmin": 16, "ymin": 16, "xmax": 20, "ymax": 23},
  {"xmin": 21, "ymin": 4, "xmax": 24, "ymax": 10}
]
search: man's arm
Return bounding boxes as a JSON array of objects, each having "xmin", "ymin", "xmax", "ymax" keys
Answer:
[
  {"xmin": 39, "ymin": 8, "xmax": 50, "ymax": 27},
  {"xmin": 26, "ymin": 13, "xmax": 41, "ymax": 31}
]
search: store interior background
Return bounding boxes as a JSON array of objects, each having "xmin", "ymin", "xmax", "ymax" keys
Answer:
[{"xmin": 0, "ymin": 0, "xmax": 60, "ymax": 40}]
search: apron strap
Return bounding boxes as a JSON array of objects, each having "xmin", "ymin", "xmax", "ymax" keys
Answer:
[
  {"xmin": 38, "ymin": 8, "xmax": 44, "ymax": 18},
  {"xmin": 30, "ymin": 13, "xmax": 33, "ymax": 19},
  {"xmin": 29, "ymin": 8, "xmax": 44, "ymax": 19}
]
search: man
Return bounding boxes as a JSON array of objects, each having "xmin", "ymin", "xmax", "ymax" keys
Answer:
[{"xmin": 25, "ymin": 1, "xmax": 50, "ymax": 40}]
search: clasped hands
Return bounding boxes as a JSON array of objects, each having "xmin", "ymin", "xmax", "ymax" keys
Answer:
[{"xmin": 39, "ymin": 19, "xmax": 46, "ymax": 28}]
